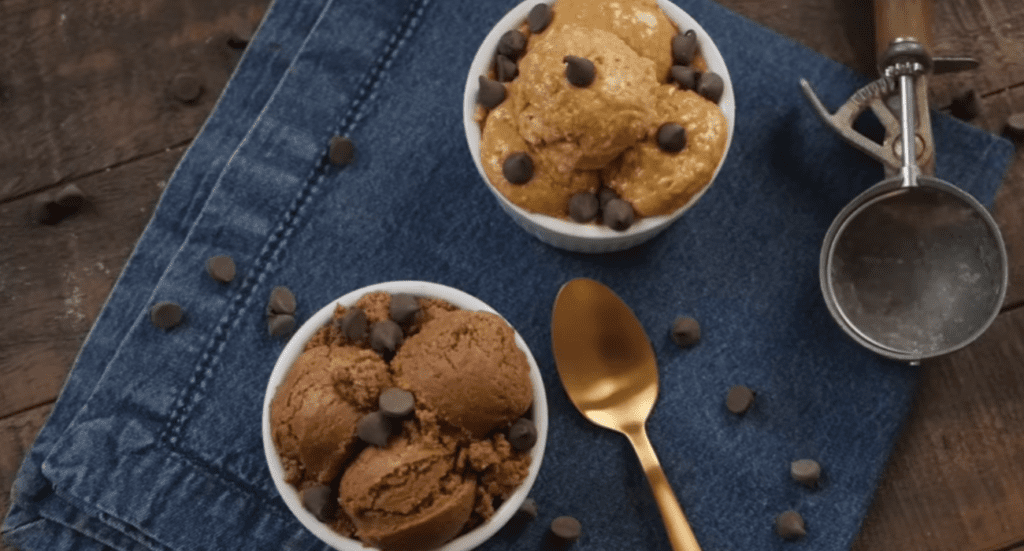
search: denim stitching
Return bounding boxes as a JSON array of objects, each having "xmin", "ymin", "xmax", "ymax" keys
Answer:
[{"xmin": 161, "ymin": 0, "xmax": 431, "ymax": 453}]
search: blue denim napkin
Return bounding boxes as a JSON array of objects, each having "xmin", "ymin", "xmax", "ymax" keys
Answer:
[{"xmin": 4, "ymin": 0, "xmax": 1013, "ymax": 550}]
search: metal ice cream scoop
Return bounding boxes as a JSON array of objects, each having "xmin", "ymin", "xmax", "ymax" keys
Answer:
[
  {"xmin": 551, "ymin": 278, "xmax": 702, "ymax": 551},
  {"xmin": 800, "ymin": 0, "xmax": 1007, "ymax": 362}
]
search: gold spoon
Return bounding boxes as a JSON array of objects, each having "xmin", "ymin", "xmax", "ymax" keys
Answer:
[{"xmin": 551, "ymin": 277, "xmax": 702, "ymax": 551}]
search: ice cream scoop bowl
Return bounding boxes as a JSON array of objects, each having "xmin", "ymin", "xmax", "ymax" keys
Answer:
[
  {"xmin": 262, "ymin": 281, "xmax": 548, "ymax": 551},
  {"xmin": 551, "ymin": 278, "xmax": 702, "ymax": 551}
]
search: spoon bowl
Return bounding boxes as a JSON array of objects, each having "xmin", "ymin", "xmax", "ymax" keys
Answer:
[{"xmin": 551, "ymin": 278, "xmax": 702, "ymax": 551}]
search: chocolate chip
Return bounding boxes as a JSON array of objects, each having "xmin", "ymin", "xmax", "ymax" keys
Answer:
[
  {"xmin": 1003, "ymin": 112, "xmax": 1024, "ymax": 140},
  {"xmin": 508, "ymin": 418, "xmax": 538, "ymax": 451},
  {"xmin": 503, "ymin": 152, "xmax": 534, "ymax": 184},
  {"xmin": 790, "ymin": 459, "xmax": 821, "ymax": 487},
  {"xmin": 670, "ymin": 65, "xmax": 698, "ymax": 91},
  {"xmin": 340, "ymin": 308, "xmax": 368, "ymax": 342},
  {"xmin": 775, "ymin": 510, "xmax": 806, "ymax": 540},
  {"xmin": 301, "ymin": 484, "xmax": 337, "ymax": 522},
  {"xmin": 389, "ymin": 293, "xmax": 420, "ymax": 326},
  {"xmin": 726, "ymin": 385, "xmax": 755, "ymax": 414},
  {"xmin": 497, "ymin": 30, "xmax": 527, "ymax": 61},
  {"xmin": 268, "ymin": 314, "xmax": 296, "ymax": 337},
  {"xmin": 602, "ymin": 198, "xmax": 634, "ymax": 231},
  {"xmin": 477, "ymin": 76, "xmax": 507, "ymax": 109},
  {"xmin": 597, "ymin": 186, "xmax": 618, "ymax": 207},
  {"xmin": 357, "ymin": 411, "xmax": 391, "ymax": 447},
  {"xmin": 949, "ymin": 89, "xmax": 981, "ymax": 121},
  {"xmin": 205, "ymin": 255, "xmax": 236, "ymax": 283},
  {"xmin": 528, "ymin": 4, "xmax": 552, "ymax": 33},
  {"xmin": 563, "ymin": 56, "xmax": 595, "ymax": 87},
  {"xmin": 370, "ymin": 320, "xmax": 404, "ymax": 359},
  {"xmin": 517, "ymin": 497, "xmax": 539, "ymax": 519},
  {"xmin": 226, "ymin": 21, "xmax": 254, "ymax": 50},
  {"xmin": 670, "ymin": 316, "xmax": 701, "ymax": 347},
  {"xmin": 54, "ymin": 184, "xmax": 86, "ymax": 213},
  {"xmin": 31, "ymin": 194, "xmax": 63, "ymax": 225},
  {"xmin": 170, "ymin": 73, "xmax": 203, "ymax": 103},
  {"xmin": 657, "ymin": 123, "xmax": 687, "ymax": 153},
  {"xmin": 550, "ymin": 516, "xmax": 582, "ymax": 542},
  {"xmin": 379, "ymin": 387, "xmax": 415, "ymax": 418},
  {"xmin": 329, "ymin": 136, "xmax": 355, "ymax": 166},
  {"xmin": 568, "ymin": 192, "xmax": 599, "ymax": 223},
  {"xmin": 495, "ymin": 54, "xmax": 519, "ymax": 82},
  {"xmin": 150, "ymin": 301, "xmax": 183, "ymax": 329},
  {"xmin": 697, "ymin": 72, "xmax": 724, "ymax": 103},
  {"xmin": 268, "ymin": 286, "xmax": 297, "ymax": 315},
  {"xmin": 671, "ymin": 30, "xmax": 698, "ymax": 66}
]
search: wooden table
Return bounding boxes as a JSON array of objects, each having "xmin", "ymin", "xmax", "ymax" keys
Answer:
[{"xmin": 2, "ymin": 1, "xmax": 1022, "ymax": 550}]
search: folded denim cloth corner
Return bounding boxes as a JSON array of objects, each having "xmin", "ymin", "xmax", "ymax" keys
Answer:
[{"xmin": 3, "ymin": 0, "xmax": 1013, "ymax": 550}]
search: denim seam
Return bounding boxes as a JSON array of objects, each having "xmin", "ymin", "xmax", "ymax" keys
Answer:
[
  {"xmin": 160, "ymin": 0, "xmax": 432, "ymax": 452},
  {"xmin": 37, "ymin": 491, "xmax": 173, "ymax": 551}
]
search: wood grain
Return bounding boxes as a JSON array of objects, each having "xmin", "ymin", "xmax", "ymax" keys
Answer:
[
  {"xmin": 0, "ymin": 0, "xmax": 265, "ymax": 202},
  {"xmin": 0, "ymin": 147, "xmax": 183, "ymax": 419},
  {"xmin": 851, "ymin": 307, "xmax": 1024, "ymax": 551},
  {"xmin": 0, "ymin": 404, "xmax": 52, "ymax": 551}
]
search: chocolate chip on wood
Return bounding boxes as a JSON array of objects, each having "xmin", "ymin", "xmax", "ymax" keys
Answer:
[
  {"xmin": 205, "ymin": 255, "xmax": 236, "ymax": 283},
  {"xmin": 775, "ymin": 510, "xmax": 807, "ymax": 540},
  {"xmin": 1003, "ymin": 112, "xmax": 1024, "ymax": 141},
  {"xmin": 170, "ymin": 73, "xmax": 203, "ymax": 103},
  {"xmin": 949, "ymin": 89, "xmax": 981, "ymax": 121},
  {"xmin": 31, "ymin": 194, "xmax": 62, "ymax": 225},
  {"xmin": 54, "ymin": 184, "xmax": 86, "ymax": 213},
  {"xmin": 150, "ymin": 301, "xmax": 184, "ymax": 329}
]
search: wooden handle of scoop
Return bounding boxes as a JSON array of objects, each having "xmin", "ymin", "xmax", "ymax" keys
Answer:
[{"xmin": 874, "ymin": 0, "xmax": 934, "ymax": 57}]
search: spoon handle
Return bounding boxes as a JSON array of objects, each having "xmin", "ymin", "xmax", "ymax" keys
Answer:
[{"xmin": 626, "ymin": 426, "xmax": 702, "ymax": 551}]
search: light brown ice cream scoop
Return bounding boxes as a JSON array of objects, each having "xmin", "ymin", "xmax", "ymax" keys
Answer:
[
  {"xmin": 340, "ymin": 433, "xmax": 477, "ymax": 551},
  {"xmin": 392, "ymin": 310, "xmax": 532, "ymax": 438},
  {"xmin": 270, "ymin": 345, "xmax": 392, "ymax": 484}
]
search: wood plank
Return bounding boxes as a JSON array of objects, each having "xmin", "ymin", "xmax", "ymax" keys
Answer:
[
  {"xmin": 0, "ymin": 147, "xmax": 184, "ymax": 419},
  {"xmin": 0, "ymin": 0, "xmax": 266, "ymax": 202},
  {"xmin": 0, "ymin": 403, "xmax": 53, "ymax": 551},
  {"xmin": 851, "ymin": 305, "xmax": 1024, "ymax": 551}
]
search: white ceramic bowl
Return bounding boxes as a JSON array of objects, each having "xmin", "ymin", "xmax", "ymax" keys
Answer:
[
  {"xmin": 262, "ymin": 281, "xmax": 548, "ymax": 551},
  {"xmin": 463, "ymin": 0, "xmax": 735, "ymax": 254}
]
